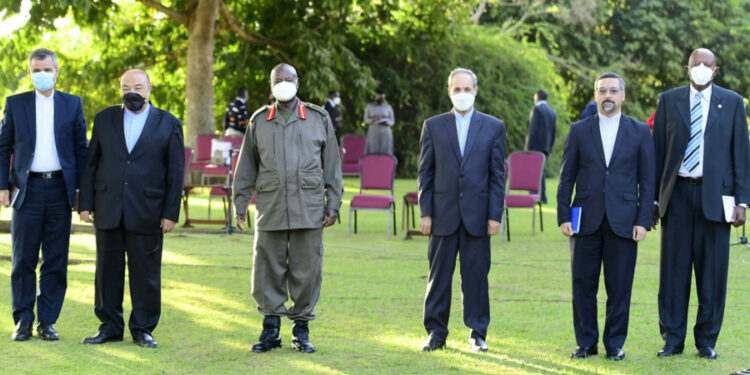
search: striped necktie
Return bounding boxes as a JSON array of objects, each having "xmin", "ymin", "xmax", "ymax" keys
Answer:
[{"xmin": 683, "ymin": 92, "xmax": 703, "ymax": 172}]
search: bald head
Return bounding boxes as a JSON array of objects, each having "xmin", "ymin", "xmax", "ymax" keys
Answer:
[
  {"xmin": 686, "ymin": 48, "xmax": 719, "ymax": 91},
  {"xmin": 270, "ymin": 63, "xmax": 298, "ymax": 85},
  {"xmin": 120, "ymin": 69, "xmax": 151, "ymax": 112}
]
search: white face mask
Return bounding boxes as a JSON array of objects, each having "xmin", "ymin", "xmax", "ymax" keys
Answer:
[
  {"xmin": 272, "ymin": 81, "xmax": 297, "ymax": 102},
  {"xmin": 333, "ymin": 97, "xmax": 341, "ymax": 105},
  {"xmin": 690, "ymin": 63, "xmax": 715, "ymax": 86},
  {"xmin": 451, "ymin": 92, "xmax": 475, "ymax": 112}
]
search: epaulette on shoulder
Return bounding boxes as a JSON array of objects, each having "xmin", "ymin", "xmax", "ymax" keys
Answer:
[
  {"xmin": 303, "ymin": 102, "xmax": 329, "ymax": 117},
  {"xmin": 249, "ymin": 105, "xmax": 270, "ymax": 123}
]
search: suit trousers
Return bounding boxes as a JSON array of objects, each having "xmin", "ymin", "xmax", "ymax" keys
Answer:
[
  {"xmin": 423, "ymin": 221, "xmax": 490, "ymax": 341},
  {"xmin": 252, "ymin": 228, "xmax": 323, "ymax": 321},
  {"xmin": 11, "ymin": 176, "xmax": 71, "ymax": 324},
  {"xmin": 570, "ymin": 215, "xmax": 637, "ymax": 350},
  {"xmin": 659, "ymin": 179, "xmax": 730, "ymax": 348},
  {"xmin": 94, "ymin": 223, "xmax": 163, "ymax": 337}
]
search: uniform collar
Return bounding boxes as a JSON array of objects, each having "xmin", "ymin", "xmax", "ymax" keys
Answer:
[{"xmin": 266, "ymin": 102, "xmax": 307, "ymax": 121}]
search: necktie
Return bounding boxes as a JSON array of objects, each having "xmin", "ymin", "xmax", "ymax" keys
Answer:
[{"xmin": 683, "ymin": 92, "xmax": 702, "ymax": 172}]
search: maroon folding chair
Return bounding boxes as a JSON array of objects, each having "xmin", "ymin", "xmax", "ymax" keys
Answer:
[
  {"xmin": 190, "ymin": 134, "xmax": 217, "ymax": 173},
  {"xmin": 402, "ymin": 191, "xmax": 421, "ymax": 239},
  {"xmin": 502, "ymin": 151, "xmax": 545, "ymax": 241},
  {"xmin": 341, "ymin": 134, "xmax": 366, "ymax": 176},
  {"xmin": 348, "ymin": 154, "xmax": 398, "ymax": 239},
  {"xmin": 207, "ymin": 151, "xmax": 239, "ymax": 221},
  {"xmin": 223, "ymin": 136, "xmax": 244, "ymax": 151}
]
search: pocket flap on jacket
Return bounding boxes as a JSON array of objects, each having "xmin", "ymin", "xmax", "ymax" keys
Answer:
[
  {"xmin": 94, "ymin": 182, "xmax": 106, "ymax": 191},
  {"xmin": 144, "ymin": 188, "xmax": 164, "ymax": 198},
  {"xmin": 300, "ymin": 171, "xmax": 323, "ymax": 189},
  {"xmin": 256, "ymin": 173, "xmax": 280, "ymax": 192}
]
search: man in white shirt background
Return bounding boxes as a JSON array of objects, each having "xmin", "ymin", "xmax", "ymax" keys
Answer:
[{"xmin": 0, "ymin": 48, "xmax": 89, "ymax": 341}]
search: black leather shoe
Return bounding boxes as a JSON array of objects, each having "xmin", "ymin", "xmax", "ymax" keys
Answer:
[
  {"xmin": 37, "ymin": 322, "xmax": 59, "ymax": 341},
  {"xmin": 698, "ymin": 346, "xmax": 717, "ymax": 359},
  {"xmin": 469, "ymin": 332, "xmax": 488, "ymax": 352},
  {"xmin": 422, "ymin": 334, "xmax": 446, "ymax": 351},
  {"xmin": 570, "ymin": 346, "xmax": 598, "ymax": 358},
  {"xmin": 82, "ymin": 331, "xmax": 124, "ymax": 344},
  {"xmin": 133, "ymin": 332, "xmax": 158, "ymax": 348},
  {"xmin": 656, "ymin": 344, "xmax": 684, "ymax": 357},
  {"xmin": 252, "ymin": 315, "xmax": 281, "ymax": 353},
  {"xmin": 606, "ymin": 348, "xmax": 626, "ymax": 361},
  {"xmin": 291, "ymin": 320, "xmax": 315, "ymax": 353},
  {"xmin": 12, "ymin": 320, "xmax": 32, "ymax": 341}
]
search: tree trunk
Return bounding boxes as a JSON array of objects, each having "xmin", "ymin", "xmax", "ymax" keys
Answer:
[{"xmin": 184, "ymin": 0, "xmax": 220, "ymax": 147}]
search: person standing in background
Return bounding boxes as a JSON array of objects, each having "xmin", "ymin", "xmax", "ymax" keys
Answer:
[
  {"xmin": 364, "ymin": 88, "xmax": 395, "ymax": 155},
  {"xmin": 324, "ymin": 90, "xmax": 343, "ymax": 143},
  {"xmin": 525, "ymin": 89, "xmax": 557, "ymax": 203},
  {"xmin": 224, "ymin": 87, "xmax": 249, "ymax": 137}
]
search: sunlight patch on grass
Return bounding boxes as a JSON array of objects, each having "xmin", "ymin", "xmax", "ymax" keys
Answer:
[
  {"xmin": 284, "ymin": 358, "xmax": 350, "ymax": 375},
  {"xmin": 161, "ymin": 280, "xmax": 249, "ymax": 331},
  {"xmin": 90, "ymin": 346, "xmax": 149, "ymax": 364}
]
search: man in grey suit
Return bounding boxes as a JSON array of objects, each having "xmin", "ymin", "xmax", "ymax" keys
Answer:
[
  {"xmin": 653, "ymin": 48, "xmax": 750, "ymax": 360},
  {"xmin": 525, "ymin": 89, "xmax": 557, "ymax": 203}
]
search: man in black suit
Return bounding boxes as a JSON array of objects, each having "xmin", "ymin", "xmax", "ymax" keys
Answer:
[
  {"xmin": 558, "ymin": 72, "xmax": 655, "ymax": 361},
  {"xmin": 324, "ymin": 90, "xmax": 343, "ymax": 143},
  {"xmin": 78, "ymin": 69, "xmax": 184, "ymax": 349},
  {"xmin": 653, "ymin": 48, "xmax": 750, "ymax": 360},
  {"xmin": 525, "ymin": 89, "xmax": 557, "ymax": 203},
  {"xmin": 418, "ymin": 67, "xmax": 505, "ymax": 352},
  {"xmin": 0, "ymin": 48, "xmax": 88, "ymax": 341}
]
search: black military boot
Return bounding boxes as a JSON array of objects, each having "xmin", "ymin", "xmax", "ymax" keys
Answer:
[
  {"xmin": 251, "ymin": 315, "xmax": 281, "ymax": 353},
  {"xmin": 291, "ymin": 320, "xmax": 315, "ymax": 353}
]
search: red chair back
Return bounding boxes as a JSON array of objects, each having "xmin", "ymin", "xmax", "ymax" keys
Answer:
[
  {"xmin": 507, "ymin": 151, "xmax": 545, "ymax": 191},
  {"xmin": 195, "ymin": 134, "xmax": 217, "ymax": 161},
  {"xmin": 223, "ymin": 136, "xmax": 244, "ymax": 150},
  {"xmin": 341, "ymin": 135, "xmax": 366, "ymax": 164},
  {"xmin": 360, "ymin": 154, "xmax": 397, "ymax": 192},
  {"xmin": 183, "ymin": 147, "xmax": 193, "ymax": 187}
]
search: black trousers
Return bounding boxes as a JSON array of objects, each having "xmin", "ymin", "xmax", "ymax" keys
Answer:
[
  {"xmin": 94, "ymin": 222, "xmax": 163, "ymax": 337},
  {"xmin": 11, "ymin": 176, "xmax": 71, "ymax": 324},
  {"xmin": 423, "ymin": 222, "xmax": 490, "ymax": 340},
  {"xmin": 659, "ymin": 179, "xmax": 730, "ymax": 349},
  {"xmin": 570, "ymin": 215, "xmax": 637, "ymax": 350}
]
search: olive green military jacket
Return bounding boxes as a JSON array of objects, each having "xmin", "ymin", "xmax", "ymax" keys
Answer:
[{"xmin": 233, "ymin": 99, "xmax": 343, "ymax": 230}]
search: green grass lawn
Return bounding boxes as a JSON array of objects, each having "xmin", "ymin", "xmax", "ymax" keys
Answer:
[{"xmin": 1, "ymin": 177, "xmax": 750, "ymax": 374}]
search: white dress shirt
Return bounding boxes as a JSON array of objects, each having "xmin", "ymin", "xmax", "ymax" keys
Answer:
[
  {"xmin": 124, "ymin": 103, "xmax": 151, "ymax": 153},
  {"xmin": 455, "ymin": 109, "xmax": 474, "ymax": 157},
  {"xmin": 30, "ymin": 89, "xmax": 62, "ymax": 172},
  {"xmin": 598, "ymin": 111, "xmax": 621, "ymax": 167},
  {"xmin": 678, "ymin": 85, "xmax": 711, "ymax": 178}
]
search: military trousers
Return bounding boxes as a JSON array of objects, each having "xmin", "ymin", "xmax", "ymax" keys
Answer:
[{"xmin": 252, "ymin": 228, "xmax": 323, "ymax": 321}]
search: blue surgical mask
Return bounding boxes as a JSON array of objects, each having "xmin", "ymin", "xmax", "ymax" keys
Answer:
[{"xmin": 31, "ymin": 71, "xmax": 56, "ymax": 91}]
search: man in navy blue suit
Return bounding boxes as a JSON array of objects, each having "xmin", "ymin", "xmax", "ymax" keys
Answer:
[
  {"xmin": 525, "ymin": 89, "xmax": 557, "ymax": 203},
  {"xmin": 418, "ymin": 67, "xmax": 505, "ymax": 352},
  {"xmin": 0, "ymin": 48, "xmax": 88, "ymax": 341},
  {"xmin": 557, "ymin": 73, "xmax": 655, "ymax": 361},
  {"xmin": 652, "ymin": 48, "xmax": 750, "ymax": 360},
  {"xmin": 78, "ymin": 69, "xmax": 184, "ymax": 349}
]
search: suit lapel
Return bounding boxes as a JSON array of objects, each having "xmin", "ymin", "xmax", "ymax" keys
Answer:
[
  {"xmin": 589, "ymin": 115, "xmax": 607, "ymax": 167},
  {"xmin": 608, "ymin": 115, "xmax": 630, "ymax": 166},
  {"xmin": 447, "ymin": 112, "xmax": 461, "ymax": 163},
  {"xmin": 704, "ymin": 85, "xmax": 723, "ymax": 134},
  {"xmin": 676, "ymin": 86, "xmax": 692, "ymax": 131},
  {"xmin": 53, "ymin": 92, "xmax": 63, "ymax": 150},
  {"xmin": 24, "ymin": 91, "xmax": 37, "ymax": 145},
  {"xmin": 129, "ymin": 105, "xmax": 161, "ymax": 156},
  {"xmin": 114, "ymin": 106, "xmax": 129, "ymax": 155},
  {"xmin": 461, "ymin": 111, "xmax": 483, "ymax": 166}
]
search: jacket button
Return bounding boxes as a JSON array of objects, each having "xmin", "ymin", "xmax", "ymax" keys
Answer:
[
  {"xmin": 602, "ymin": 189, "xmax": 606, "ymax": 192},
  {"xmin": 605, "ymin": 171, "xmax": 610, "ymax": 175}
]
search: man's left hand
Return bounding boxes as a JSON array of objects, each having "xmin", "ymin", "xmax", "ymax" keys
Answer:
[
  {"xmin": 323, "ymin": 209, "xmax": 338, "ymax": 227},
  {"xmin": 733, "ymin": 206, "xmax": 746, "ymax": 227},
  {"xmin": 487, "ymin": 219, "xmax": 501, "ymax": 236},
  {"xmin": 632, "ymin": 225, "xmax": 647, "ymax": 242},
  {"xmin": 161, "ymin": 218, "xmax": 176, "ymax": 233}
]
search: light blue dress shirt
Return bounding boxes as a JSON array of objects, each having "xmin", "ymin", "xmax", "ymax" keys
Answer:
[
  {"xmin": 454, "ymin": 109, "xmax": 474, "ymax": 156},
  {"xmin": 123, "ymin": 103, "xmax": 151, "ymax": 153}
]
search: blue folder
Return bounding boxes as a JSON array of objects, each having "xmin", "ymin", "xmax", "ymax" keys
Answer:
[{"xmin": 571, "ymin": 207, "xmax": 582, "ymax": 234}]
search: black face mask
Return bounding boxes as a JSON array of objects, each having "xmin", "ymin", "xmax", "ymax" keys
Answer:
[
  {"xmin": 375, "ymin": 98, "xmax": 384, "ymax": 105},
  {"xmin": 123, "ymin": 92, "xmax": 146, "ymax": 112}
]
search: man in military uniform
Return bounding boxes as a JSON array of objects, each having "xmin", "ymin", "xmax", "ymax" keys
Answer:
[
  {"xmin": 224, "ymin": 87, "xmax": 249, "ymax": 136},
  {"xmin": 233, "ymin": 63, "xmax": 343, "ymax": 354}
]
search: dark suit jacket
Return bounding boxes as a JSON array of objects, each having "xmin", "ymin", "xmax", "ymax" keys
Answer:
[
  {"xmin": 0, "ymin": 90, "xmax": 88, "ymax": 208},
  {"xmin": 557, "ymin": 114, "xmax": 655, "ymax": 239},
  {"xmin": 653, "ymin": 84, "xmax": 750, "ymax": 222},
  {"xmin": 418, "ymin": 110, "xmax": 506, "ymax": 237},
  {"xmin": 79, "ymin": 105, "xmax": 184, "ymax": 235},
  {"xmin": 526, "ymin": 101, "xmax": 557, "ymax": 155}
]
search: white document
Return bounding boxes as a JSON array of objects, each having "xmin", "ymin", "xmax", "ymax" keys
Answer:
[{"xmin": 722, "ymin": 195, "xmax": 736, "ymax": 223}]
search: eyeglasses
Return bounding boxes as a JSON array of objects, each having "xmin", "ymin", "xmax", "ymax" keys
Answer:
[{"xmin": 597, "ymin": 88, "xmax": 621, "ymax": 95}]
